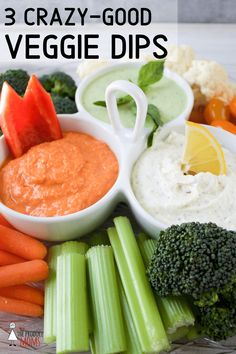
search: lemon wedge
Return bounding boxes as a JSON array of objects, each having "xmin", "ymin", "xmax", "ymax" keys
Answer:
[{"xmin": 182, "ymin": 121, "xmax": 226, "ymax": 175}]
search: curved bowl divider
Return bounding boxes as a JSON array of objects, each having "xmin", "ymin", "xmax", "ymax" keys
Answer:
[{"xmin": 0, "ymin": 65, "xmax": 195, "ymax": 241}]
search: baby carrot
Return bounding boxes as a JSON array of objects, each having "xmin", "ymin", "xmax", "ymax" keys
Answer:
[
  {"xmin": 211, "ymin": 120, "xmax": 236, "ymax": 134},
  {"xmin": 0, "ymin": 250, "xmax": 26, "ymax": 266},
  {"xmin": 0, "ymin": 285, "xmax": 44, "ymax": 306},
  {"xmin": 0, "ymin": 215, "xmax": 14, "ymax": 229},
  {"xmin": 229, "ymin": 96, "xmax": 236, "ymax": 120},
  {"xmin": 0, "ymin": 296, "xmax": 43, "ymax": 317},
  {"xmin": 189, "ymin": 107, "xmax": 206, "ymax": 124},
  {"xmin": 0, "ymin": 260, "xmax": 48, "ymax": 288},
  {"xmin": 0, "ymin": 225, "xmax": 47, "ymax": 260}
]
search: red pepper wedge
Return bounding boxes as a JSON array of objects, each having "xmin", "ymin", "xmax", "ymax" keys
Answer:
[
  {"xmin": 0, "ymin": 75, "xmax": 62, "ymax": 158},
  {"xmin": 24, "ymin": 75, "xmax": 62, "ymax": 143},
  {"xmin": 0, "ymin": 83, "xmax": 29, "ymax": 157}
]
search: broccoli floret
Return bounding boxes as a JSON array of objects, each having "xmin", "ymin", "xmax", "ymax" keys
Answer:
[
  {"xmin": 147, "ymin": 222, "xmax": 236, "ymax": 299},
  {"xmin": 52, "ymin": 95, "xmax": 77, "ymax": 114},
  {"xmin": 147, "ymin": 222, "xmax": 236, "ymax": 341},
  {"xmin": 220, "ymin": 277, "xmax": 236, "ymax": 305},
  {"xmin": 199, "ymin": 306, "xmax": 236, "ymax": 341},
  {"xmin": 40, "ymin": 72, "xmax": 76, "ymax": 99},
  {"xmin": 0, "ymin": 69, "xmax": 29, "ymax": 96},
  {"xmin": 194, "ymin": 290, "xmax": 219, "ymax": 308},
  {"xmin": 39, "ymin": 75, "xmax": 53, "ymax": 92}
]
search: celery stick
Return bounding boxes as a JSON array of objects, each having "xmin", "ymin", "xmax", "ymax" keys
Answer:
[
  {"xmin": 88, "ymin": 275, "xmax": 103, "ymax": 354},
  {"xmin": 108, "ymin": 217, "xmax": 170, "ymax": 353},
  {"xmin": 44, "ymin": 241, "xmax": 90, "ymax": 346},
  {"xmin": 89, "ymin": 332, "xmax": 102, "ymax": 354},
  {"xmin": 168, "ymin": 326, "xmax": 189, "ymax": 342},
  {"xmin": 138, "ymin": 233, "xmax": 156, "ymax": 266},
  {"xmin": 186, "ymin": 325, "xmax": 202, "ymax": 340},
  {"xmin": 88, "ymin": 231, "xmax": 110, "ymax": 246},
  {"xmin": 87, "ymin": 246, "xmax": 127, "ymax": 354},
  {"xmin": 86, "ymin": 279, "xmax": 93, "ymax": 336},
  {"xmin": 90, "ymin": 337, "xmax": 97, "ymax": 354},
  {"xmin": 138, "ymin": 237, "xmax": 195, "ymax": 336},
  {"xmin": 61, "ymin": 241, "xmax": 93, "ymax": 335},
  {"xmin": 137, "ymin": 237, "xmax": 156, "ymax": 265},
  {"xmin": 119, "ymin": 280, "xmax": 143, "ymax": 354},
  {"xmin": 157, "ymin": 296, "xmax": 194, "ymax": 335},
  {"xmin": 44, "ymin": 245, "xmax": 62, "ymax": 344},
  {"xmin": 57, "ymin": 253, "xmax": 89, "ymax": 354},
  {"xmin": 61, "ymin": 240, "xmax": 89, "ymax": 255}
]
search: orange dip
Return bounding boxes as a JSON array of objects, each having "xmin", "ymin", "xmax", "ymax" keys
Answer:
[{"xmin": 0, "ymin": 132, "xmax": 118, "ymax": 217}]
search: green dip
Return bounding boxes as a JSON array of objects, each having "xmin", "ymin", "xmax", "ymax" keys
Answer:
[{"xmin": 81, "ymin": 65, "xmax": 187, "ymax": 128}]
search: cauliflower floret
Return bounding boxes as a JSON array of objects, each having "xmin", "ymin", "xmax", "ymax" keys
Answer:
[
  {"xmin": 77, "ymin": 49, "xmax": 235, "ymax": 109},
  {"xmin": 191, "ymin": 85, "xmax": 208, "ymax": 107},
  {"xmin": 77, "ymin": 45, "xmax": 195, "ymax": 80},
  {"xmin": 184, "ymin": 60, "xmax": 235, "ymax": 105},
  {"xmin": 143, "ymin": 48, "xmax": 235, "ymax": 106},
  {"xmin": 77, "ymin": 56, "xmax": 143, "ymax": 80},
  {"xmin": 165, "ymin": 45, "xmax": 195, "ymax": 75},
  {"xmin": 140, "ymin": 45, "xmax": 195, "ymax": 75},
  {"xmin": 77, "ymin": 59, "xmax": 110, "ymax": 79}
]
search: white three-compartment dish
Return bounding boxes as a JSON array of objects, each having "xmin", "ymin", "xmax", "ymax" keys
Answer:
[{"xmin": 0, "ymin": 64, "xmax": 195, "ymax": 241}]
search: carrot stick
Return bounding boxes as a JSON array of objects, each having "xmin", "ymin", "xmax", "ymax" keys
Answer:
[
  {"xmin": 0, "ymin": 225, "xmax": 47, "ymax": 260},
  {"xmin": 0, "ymin": 285, "xmax": 44, "ymax": 306},
  {"xmin": 211, "ymin": 120, "xmax": 236, "ymax": 134},
  {"xmin": 0, "ymin": 295, "xmax": 43, "ymax": 317},
  {"xmin": 0, "ymin": 250, "xmax": 26, "ymax": 266},
  {"xmin": 0, "ymin": 260, "xmax": 48, "ymax": 288},
  {"xmin": 0, "ymin": 215, "xmax": 14, "ymax": 229}
]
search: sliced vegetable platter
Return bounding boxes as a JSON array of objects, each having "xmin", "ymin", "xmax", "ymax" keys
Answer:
[
  {"xmin": 0, "ymin": 206, "xmax": 235, "ymax": 354},
  {"xmin": 0, "ymin": 63, "xmax": 236, "ymax": 354}
]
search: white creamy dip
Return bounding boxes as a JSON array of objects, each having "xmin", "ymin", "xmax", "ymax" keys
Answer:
[{"xmin": 132, "ymin": 131, "xmax": 236, "ymax": 229}]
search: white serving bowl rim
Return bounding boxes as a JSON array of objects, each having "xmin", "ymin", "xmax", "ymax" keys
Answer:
[
  {"xmin": 127, "ymin": 123, "xmax": 236, "ymax": 233},
  {"xmin": 0, "ymin": 65, "xmax": 195, "ymax": 239},
  {"xmin": 76, "ymin": 61, "xmax": 194, "ymax": 129},
  {"xmin": 0, "ymin": 114, "xmax": 122, "ymax": 224}
]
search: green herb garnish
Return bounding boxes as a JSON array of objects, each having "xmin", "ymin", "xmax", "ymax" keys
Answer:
[
  {"xmin": 93, "ymin": 100, "xmax": 107, "ymax": 107},
  {"xmin": 146, "ymin": 104, "xmax": 163, "ymax": 147},
  {"xmin": 94, "ymin": 60, "xmax": 164, "ymax": 107},
  {"xmin": 138, "ymin": 60, "xmax": 164, "ymax": 90},
  {"xmin": 93, "ymin": 61, "xmax": 164, "ymax": 145},
  {"xmin": 146, "ymin": 104, "xmax": 162, "ymax": 126},
  {"xmin": 94, "ymin": 94, "xmax": 132, "ymax": 108}
]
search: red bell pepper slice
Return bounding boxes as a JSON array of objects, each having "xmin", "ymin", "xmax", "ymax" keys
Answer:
[
  {"xmin": 24, "ymin": 75, "xmax": 62, "ymax": 142},
  {"xmin": 0, "ymin": 75, "xmax": 62, "ymax": 158}
]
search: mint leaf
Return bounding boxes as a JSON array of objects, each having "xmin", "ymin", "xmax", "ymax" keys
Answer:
[
  {"xmin": 138, "ymin": 60, "xmax": 164, "ymax": 90},
  {"xmin": 94, "ymin": 95, "xmax": 132, "ymax": 107},
  {"xmin": 131, "ymin": 103, "xmax": 162, "ymax": 146},
  {"xmin": 146, "ymin": 104, "xmax": 162, "ymax": 126},
  {"xmin": 94, "ymin": 100, "xmax": 107, "ymax": 107},
  {"xmin": 94, "ymin": 61, "xmax": 165, "ymax": 108},
  {"xmin": 147, "ymin": 126, "xmax": 158, "ymax": 147},
  {"xmin": 117, "ymin": 95, "xmax": 132, "ymax": 105},
  {"xmin": 131, "ymin": 103, "xmax": 162, "ymax": 128},
  {"xmin": 146, "ymin": 104, "xmax": 163, "ymax": 147}
]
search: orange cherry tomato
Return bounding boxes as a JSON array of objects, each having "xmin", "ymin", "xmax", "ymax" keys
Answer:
[
  {"xmin": 229, "ymin": 96, "xmax": 236, "ymax": 121},
  {"xmin": 189, "ymin": 106, "xmax": 206, "ymax": 124},
  {"xmin": 204, "ymin": 98, "xmax": 230, "ymax": 125},
  {"xmin": 211, "ymin": 120, "xmax": 236, "ymax": 135}
]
